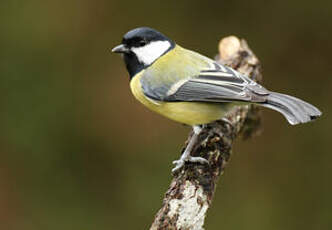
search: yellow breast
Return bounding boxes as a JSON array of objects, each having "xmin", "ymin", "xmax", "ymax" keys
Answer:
[{"xmin": 130, "ymin": 73, "xmax": 227, "ymax": 126}]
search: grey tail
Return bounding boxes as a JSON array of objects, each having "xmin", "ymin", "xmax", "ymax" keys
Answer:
[{"xmin": 261, "ymin": 92, "xmax": 322, "ymax": 125}]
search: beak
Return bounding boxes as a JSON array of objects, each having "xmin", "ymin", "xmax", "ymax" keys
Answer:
[{"xmin": 111, "ymin": 44, "xmax": 129, "ymax": 53}]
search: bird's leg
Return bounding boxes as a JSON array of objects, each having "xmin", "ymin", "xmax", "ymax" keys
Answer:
[{"xmin": 172, "ymin": 125, "xmax": 209, "ymax": 173}]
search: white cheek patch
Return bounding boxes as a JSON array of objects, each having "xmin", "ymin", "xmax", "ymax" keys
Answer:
[{"xmin": 131, "ymin": 40, "xmax": 171, "ymax": 65}]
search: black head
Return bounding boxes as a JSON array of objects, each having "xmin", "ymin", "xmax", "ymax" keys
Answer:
[
  {"xmin": 121, "ymin": 27, "xmax": 173, "ymax": 48},
  {"xmin": 112, "ymin": 27, "xmax": 175, "ymax": 78}
]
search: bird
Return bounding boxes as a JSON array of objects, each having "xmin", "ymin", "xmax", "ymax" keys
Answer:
[{"xmin": 112, "ymin": 27, "xmax": 322, "ymax": 172}]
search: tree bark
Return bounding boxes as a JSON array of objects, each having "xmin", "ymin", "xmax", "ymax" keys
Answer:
[{"xmin": 150, "ymin": 36, "xmax": 263, "ymax": 230}]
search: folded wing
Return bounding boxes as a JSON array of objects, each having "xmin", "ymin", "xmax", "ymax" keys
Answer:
[
  {"xmin": 140, "ymin": 55, "xmax": 321, "ymax": 125},
  {"xmin": 162, "ymin": 63, "xmax": 270, "ymax": 103}
]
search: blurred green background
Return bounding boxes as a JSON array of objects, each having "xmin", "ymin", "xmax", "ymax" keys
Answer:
[{"xmin": 1, "ymin": 0, "xmax": 331, "ymax": 229}]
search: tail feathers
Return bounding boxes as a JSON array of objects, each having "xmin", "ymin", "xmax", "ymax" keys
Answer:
[{"xmin": 261, "ymin": 92, "xmax": 322, "ymax": 125}]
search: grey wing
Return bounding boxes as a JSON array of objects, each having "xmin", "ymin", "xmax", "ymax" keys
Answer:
[
  {"xmin": 162, "ymin": 62, "xmax": 270, "ymax": 103},
  {"xmin": 141, "ymin": 59, "xmax": 321, "ymax": 125}
]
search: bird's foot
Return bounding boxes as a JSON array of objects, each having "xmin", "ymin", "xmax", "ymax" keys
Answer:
[{"xmin": 172, "ymin": 156, "xmax": 209, "ymax": 173}]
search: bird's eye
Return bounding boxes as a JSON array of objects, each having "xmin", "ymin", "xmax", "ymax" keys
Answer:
[{"xmin": 139, "ymin": 40, "xmax": 147, "ymax": 46}]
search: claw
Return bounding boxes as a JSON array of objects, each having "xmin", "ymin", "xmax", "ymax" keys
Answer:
[
  {"xmin": 172, "ymin": 159, "xmax": 185, "ymax": 173},
  {"xmin": 171, "ymin": 156, "xmax": 209, "ymax": 173},
  {"xmin": 188, "ymin": 156, "xmax": 209, "ymax": 164},
  {"xmin": 172, "ymin": 160, "xmax": 181, "ymax": 165}
]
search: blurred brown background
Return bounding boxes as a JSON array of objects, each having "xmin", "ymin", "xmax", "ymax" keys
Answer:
[{"xmin": 1, "ymin": 0, "xmax": 331, "ymax": 229}]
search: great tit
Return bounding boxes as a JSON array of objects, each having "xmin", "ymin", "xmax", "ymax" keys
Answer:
[{"xmin": 112, "ymin": 27, "xmax": 321, "ymax": 172}]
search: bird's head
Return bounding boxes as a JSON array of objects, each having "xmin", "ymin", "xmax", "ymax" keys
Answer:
[{"xmin": 112, "ymin": 27, "xmax": 175, "ymax": 77}]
